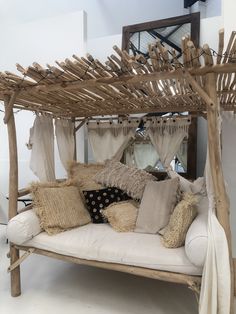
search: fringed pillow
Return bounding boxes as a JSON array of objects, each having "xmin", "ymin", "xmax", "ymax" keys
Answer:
[
  {"xmin": 162, "ymin": 193, "xmax": 198, "ymax": 248},
  {"xmin": 31, "ymin": 180, "xmax": 91, "ymax": 235},
  {"xmin": 94, "ymin": 160, "xmax": 156, "ymax": 200},
  {"xmin": 102, "ymin": 201, "xmax": 139, "ymax": 232},
  {"xmin": 67, "ymin": 161, "xmax": 104, "ymax": 191}
]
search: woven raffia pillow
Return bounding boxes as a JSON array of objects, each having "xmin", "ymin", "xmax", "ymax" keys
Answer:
[
  {"xmin": 67, "ymin": 161, "xmax": 104, "ymax": 191},
  {"xmin": 31, "ymin": 180, "xmax": 91, "ymax": 235},
  {"xmin": 102, "ymin": 201, "xmax": 139, "ymax": 232},
  {"xmin": 162, "ymin": 193, "xmax": 198, "ymax": 248},
  {"xmin": 94, "ymin": 160, "xmax": 156, "ymax": 200}
]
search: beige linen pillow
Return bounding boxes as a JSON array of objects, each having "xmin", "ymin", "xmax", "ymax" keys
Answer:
[
  {"xmin": 162, "ymin": 193, "xmax": 198, "ymax": 248},
  {"xmin": 31, "ymin": 180, "xmax": 91, "ymax": 235},
  {"xmin": 67, "ymin": 161, "xmax": 104, "ymax": 191},
  {"xmin": 102, "ymin": 201, "xmax": 139, "ymax": 232},
  {"xmin": 135, "ymin": 177, "xmax": 179, "ymax": 234},
  {"xmin": 94, "ymin": 160, "xmax": 156, "ymax": 200}
]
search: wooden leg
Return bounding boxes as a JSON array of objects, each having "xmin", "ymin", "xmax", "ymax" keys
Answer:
[{"xmin": 10, "ymin": 246, "xmax": 21, "ymax": 297}]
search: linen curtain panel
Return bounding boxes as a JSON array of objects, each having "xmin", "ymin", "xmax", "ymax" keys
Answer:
[
  {"xmin": 55, "ymin": 118, "xmax": 75, "ymax": 171},
  {"xmin": 133, "ymin": 142, "xmax": 159, "ymax": 169},
  {"xmin": 199, "ymin": 114, "xmax": 230, "ymax": 314},
  {"xmin": 28, "ymin": 115, "xmax": 55, "ymax": 181},
  {"xmin": 87, "ymin": 120, "xmax": 139, "ymax": 162},
  {"xmin": 176, "ymin": 141, "xmax": 188, "ymax": 171},
  {"xmin": 146, "ymin": 117, "xmax": 191, "ymax": 169}
]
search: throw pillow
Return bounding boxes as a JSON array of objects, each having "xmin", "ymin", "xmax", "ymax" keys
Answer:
[
  {"xmin": 168, "ymin": 170, "xmax": 206, "ymax": 195},
  {"xmin": 94, "ymin": 159, "xmax": 156, "ymax": 200},
  {"xmin": 67, "ymin": 161, "xmax": 104, "ymax": 191},
  {"xmin": 83, "ymin": 187, "xmax": 131, "ymax": 223},
  {"xmin": 162, "ymin": 193, "xmax": 198, "ymax": 248},
  {"xmin": 135, "ymin": 177, "xmax": 179, "ymax": 234},
  {"xmin": 31, "ymin": 180, "xmax": 91, "ymax": 235},
  {"xmin": 102, "ymin": 201, "xmax": 139, "ymax": 232}
]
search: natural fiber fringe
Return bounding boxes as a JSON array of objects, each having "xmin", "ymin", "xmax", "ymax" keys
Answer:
[
  {"xmin": 94, "ymin": 160, "xmax": 156, "ymax": 200},
  {"xmin": 162, "ymin": 193, "xmax": 198, "ymax": 248},
  {"xmin": 102, "ymin": 201, "xmax": 139, "ymax": 232}
]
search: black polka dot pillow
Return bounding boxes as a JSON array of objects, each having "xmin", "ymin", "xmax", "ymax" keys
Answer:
[{"xmin": 82, "ymin": 187, "xmax": 131, "ymax": 223}]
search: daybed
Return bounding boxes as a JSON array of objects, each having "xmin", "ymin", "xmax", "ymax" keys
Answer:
[{"xmin": 1, "ymin": 29, "xmax": 235, "ymax": 314}]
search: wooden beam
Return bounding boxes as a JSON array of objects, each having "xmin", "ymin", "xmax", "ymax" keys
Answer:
[
  {"xmin": 205, "ymin": 73, "xmax": 234, "ymax": 314},
  {"xmin": 4, "ymin": 95, "xmax": 21, "ymax": 297},
  {"xmin": 4, "ymin": 91, "xmax": 20, "ymax": 124}
]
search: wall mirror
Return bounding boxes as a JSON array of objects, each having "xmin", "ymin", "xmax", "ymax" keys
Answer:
[{"xmin": 121, "ymin": 13, "xmax": 200, "ymax": 179}]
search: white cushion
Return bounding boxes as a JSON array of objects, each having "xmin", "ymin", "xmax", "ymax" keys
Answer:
[
  {"xmin": 12, "ymin": 223, "xmax": 203, "ymax": 276},
  {"xmin": 7, "ymin": 210, "xmax": 42, "ymax": 245},
  {"xmin": 185, "ymin": 198, "xmax": 208, "ymax": 267}
]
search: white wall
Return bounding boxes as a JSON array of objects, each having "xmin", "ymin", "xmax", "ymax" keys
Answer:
[{"xmin": 0, "ymin": 11, "xmax": 86, "ymax": 223}]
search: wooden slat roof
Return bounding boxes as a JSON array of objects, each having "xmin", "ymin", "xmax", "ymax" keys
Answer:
[{"xmin": 1, "ymin": 30, "xmax": 236, "ymax": 118}]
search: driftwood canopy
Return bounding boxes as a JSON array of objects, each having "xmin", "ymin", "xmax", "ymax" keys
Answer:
[
  {"xmin": 1, "ymin": 30, "xmax": 236, "ymax": 120},
  {"xmin": 2, "ymin": 29, "xmax": 236, "ymax": 314}
]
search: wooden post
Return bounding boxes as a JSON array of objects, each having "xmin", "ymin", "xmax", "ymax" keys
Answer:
[
  {"xmin": 205, "ymin": 73, "xmax": 234, "ymax": 314},
  {"xmin": 4, "ymin": 94, "xmax": 21, "ymax": 297}
]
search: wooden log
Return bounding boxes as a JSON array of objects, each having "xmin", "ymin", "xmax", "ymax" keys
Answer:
[
  {"xmin": 205, "ymin": 73, "xmax": 234, "ymax": 314},
  {"xmin": 4, "ymin": 95, "xmax": 21, "ymax": 297}
]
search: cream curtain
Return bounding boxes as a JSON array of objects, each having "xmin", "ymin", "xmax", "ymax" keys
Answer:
[
  {"xmin": 146, "ymin": 117, "xmax": 191, "ymax": 169},
  {"xmin": 133, "ymin": 142, "xmax": 159, "ymax": 169},
  {"xmin": 199, "ymin": 115, "xmax": 231, "ymax": 314},
  {"xmin": 28, "ymin": 115, "xmax": 55, "ymax": 181},
  {"xmin": 55, "ymin": 118, "xmax": 75, "ymax": 171},
  {"xmin": 176, "ymin": 141, "xmax": 188, "ymax": 171},
  {"xmin": 87, "ymin": 120, "xmax": 139, "ymax": 162}
]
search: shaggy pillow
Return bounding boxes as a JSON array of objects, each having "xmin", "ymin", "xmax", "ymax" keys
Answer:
[
  {"xmin": 83, "ymin": 187, "xmax": 131, "ymax": 223},
  {"xmin": 162, "ymin": 193, "xmax": 198, "ymax": 248},
  {"xmin": 31, "ymin": 180, "xmax": 91, "ymax": 235},
  {"xmin": 102, "ymin": 201, "xmax": 139, "ymax": 232},
  {"xmin": 67, "ymin": 161, "xmax": 104, "ymax": 191},
  {"xmin": 135, "ymin": 178, "xmax": 179, "ymax": 234},
  {"xmin": 94, "ymin": 160, "xmax": 156, "ymax": 200}
]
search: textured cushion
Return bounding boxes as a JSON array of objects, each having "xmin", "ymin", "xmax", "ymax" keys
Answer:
[
  {"xmin": 168, "ymin": 170, "xmax": 206, "ymax": 195},
  {"xmin": 135, "ymin": 178, "xmax": 179, "ymax": 234},
  {"xmin": 83, "ymin": 187, "xmax": 131, "ymax": 223},
  {"xmin": 94, "ymin": 160, "xmax": 156, "ymax": 200},
  {"xmin": 31, "ymin": 180, "xmax": 91, "ymax": 235},
  {"xmin": 162, "ymin": 193, "xmax": 198, "ymax": 248},
  {"xmin": 102, "ymin": 201, "xmax": 138, "ymax": 232},
  {"xmin": 68, "ymin": 161, "xmax": 104, "ymax": 191},
  {"xmin": 185, "ymin": 197, "xmax": 208, "ymax": 267},
  {"xmin": 7, "ymin": 210, "xmax": 42, "ymax": 245}
]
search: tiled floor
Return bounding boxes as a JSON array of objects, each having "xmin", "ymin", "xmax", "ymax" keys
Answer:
[{"xmin": 0, "ymin": 225, "xmax": 200, "ymax": 314}]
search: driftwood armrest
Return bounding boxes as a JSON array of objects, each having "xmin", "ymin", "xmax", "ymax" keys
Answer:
[{"xmin": 18, "ymin": 187, "xmax": 31, "ymax": 197}]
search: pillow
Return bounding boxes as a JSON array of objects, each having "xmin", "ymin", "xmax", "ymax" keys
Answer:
[
  {"xmin": 31, "ymin": 180, "xmax": 91, "ymax": 235},
  {"xmin": 161, "ymin": 193, "xmax": 198, "ymax": 248},
  {"xmin": 94, "ymin": 160, "xmax": 156, "ymax": 200},
  {"xmin": 67, "ymin": 161, "xmax": 104, "ymax": 191},
  {"xmin": 83, "ymin": 187, "xmax": 131, "ymax": 223},
  {"xmin": 168, "ymin": 170, "xmax": 206, "ymax": 195},
  {"xmin": 102, "ymin": 201, "xmax": 139, "ymax": 232},
  {"xmin": 7, "ymin": 210, "xmax": 42, "ymax": 245},
  {"xmin": 185, "ymin": 210, "xmax": 208, "ymax": 267},
  {"xmin": 135, "ymin": 177, "xmax": 179, "ymax": 234}
]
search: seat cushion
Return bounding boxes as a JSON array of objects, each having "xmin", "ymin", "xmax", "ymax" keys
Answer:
[{"xmin": 21, "ymin": 223, "xmax": 202, "ymax": 276}]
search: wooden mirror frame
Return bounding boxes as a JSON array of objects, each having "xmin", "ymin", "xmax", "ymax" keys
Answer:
[{"xmin": 122, "ymin": 13, "xmax": 200, "ymax": 179}]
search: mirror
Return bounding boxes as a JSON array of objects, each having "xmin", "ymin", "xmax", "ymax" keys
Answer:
[{"xmin": 122, "ymin": 13, "xmax": 200, "ymax": 179}]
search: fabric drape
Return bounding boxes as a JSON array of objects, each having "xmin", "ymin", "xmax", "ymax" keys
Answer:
[
  {"xmin": 55, "ymin": 119, "xmax": 75, "ymax": 171},
  {"xmin": 87, "ymin": 120, "xmax": 139, "ymax": 162},
  {"xmin": 146, "ymin": 118, "xmax": 190, "ymax": 169},
  {"xmin": 199, "ymin": 115, "xmax": 231, "ymax": 314},
  {"xmin": 176, "ymin": 141, "xmax": 188, "ymax": 171},
  {"xmin": 133, "ymin": 142, "xmax": 158, "ymax": 169},
  {"xmin": 28, "ymin": 115, "xmax": 55, "ymax": 182}
]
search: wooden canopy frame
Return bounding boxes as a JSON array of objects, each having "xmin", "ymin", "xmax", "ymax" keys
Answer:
[{"xmin": 2, "ymin": 29, "xmax": 236, "ymax": 313}]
